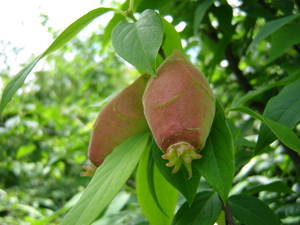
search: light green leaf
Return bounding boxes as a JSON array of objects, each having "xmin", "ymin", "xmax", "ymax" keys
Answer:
[
  {"xmin": 248, "ymin": 13, "xmax": 300, "ymax": 51},
  {"xmin": 256, "ymin": 78, "xmax": 300, "ymax": 152},
  {"xmin": 16, "ymin": 144, "xmax": 36, "ymax": 159},
  {"xmin": 172, "ymin": 191, "xmax": 222, "ymax": 225},
  {"xmin": 0, "ymin": 7, "xmax": 113, "ymax": 115},
  {"xmin": 196, "ymin": 102, "xmax": 235, "ymax": 202},
  {"xmin": 229, "ymin": 194, "xmax": 281, "ymax": 225},
  {"xmin": 112, "ymin": 9, "xmax": 163, "ymax": 76},
  {"xmin": 60, "ymin": 133, "xmax": 150, "ymax": 225},
  {"xmin": 232, "ymin": 107, "xmax": 300, "ymax": 154},
  {"xmin": 136, "ymin": 146, "xmax": 178, "ymax": 225},
  {"xmin": 193, "ymin": 0, "xmax": 214, "ymax": 35}
]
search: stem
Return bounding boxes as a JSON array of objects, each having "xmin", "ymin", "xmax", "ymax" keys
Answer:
[
  {"xmin": 224, "ymin": 203, "xmax": 235, "ymax": 225},
  {"xmin": 129, "ymin": 0, "xmax": 135, "ymax": 13}
]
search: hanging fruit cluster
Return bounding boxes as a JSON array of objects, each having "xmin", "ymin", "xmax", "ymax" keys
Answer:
[{"xmin": 88, "ymin": 50, "xmax": 215, "ymax": 177}]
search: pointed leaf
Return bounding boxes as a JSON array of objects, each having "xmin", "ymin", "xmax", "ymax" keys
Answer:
[
  {"xmin": 172, "ymin": 191, "xmax": 222, "ymax": 225},
  {"xmin": 256, "ymin": 78, "xmax": 300, "ymax": 152},
  {"xmin": 112, "ymin": 9, "xmax": 163, "ymax": 76},
  {"xmin": 0, "ymin": 7, "xmax": 113, "ymax": 114},
  {"xmin": 233, "ymin": 107, "xmax": 300, "ymax": 153},
  {"xmin": 229, "ymin": 194, "xmax": 281, "ymax": 225},
  {"xmin": 248, "ymin": 13, "xmax": 300, "ymax": 50},
  {"xmin": 136, "ymin": 146, "xmax": 178, "ymax": 225},
  {"xmin": 60, "ymin": 133, "xmax": 150, "ymax": 225},
  {"xmin": 196, "ymin": 102, "xmax": 235, "ymax": 202}
]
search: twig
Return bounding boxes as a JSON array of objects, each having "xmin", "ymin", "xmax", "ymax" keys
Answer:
[{"xmin": 224, "ymin": 203, "xmax": 236, "ymax": 225}]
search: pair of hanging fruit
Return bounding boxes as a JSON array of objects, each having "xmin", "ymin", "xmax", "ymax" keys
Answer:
[{"xmin": 88, "ymin": 51, "xmax": 215, "ymax": 178}]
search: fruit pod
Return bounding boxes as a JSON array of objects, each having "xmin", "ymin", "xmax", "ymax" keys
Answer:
[
  {"xmin": 88, "ymin": 75, "xmax": 149, "ymax": 166},
  {"xmin": 143, "ymin": 51, "xmax": 215, "ymax": 178}
]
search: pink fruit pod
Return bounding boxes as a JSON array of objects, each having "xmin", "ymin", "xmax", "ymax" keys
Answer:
[
  {"xmin": 143, "ymin": 50, "xmax": 215, "ymax": 178},
  {"xmin": 88, "ymin": 75, "xmax": 149, "ymax": 167}
]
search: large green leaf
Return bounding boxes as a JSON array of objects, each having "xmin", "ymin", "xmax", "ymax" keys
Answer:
[
  {"xmin": 193, "ymin": 0, "xmax": 214, "ymax": 35},
  {"xmin": 267, "ymin": 22, "xmax": 300, "ymax": 63},
  {"xmin": 136, "ymin": 146, "xmax": 178, "ymax": 225},
  {"xmin": 248, "ymin": 13, "xmax": 300, "ymax": 51},
  {"xmin": 256, "ymin": 78, "xmax": 300, "ymax": 152},
  {"xmin": 152, "ymin": 139, "xmax": 200, "ymax": 205},
  {"xmin": 60, "ymin": 133, "xmax": 150, "ymax": 225},
  {"xmin": 229, "ymin": 194, "xmax": 281, "ymax": 225},
  {"xmin": 196, "ymin": 102, "xmax": 235, "ymax": 202},
  {"xmin": 232, "ymin": 107, "xmax": 300, "ymax": 154},
  {"xmin": 111, "ymin": 9, "xmax": 163, "ymax": 76},
  {"xmin": 242, "ymin": 180, "xmax": 292, "ymax": 195},
  {"xmin": 0, "ymin": 7, "xmax": 113, "ymax": 115},
  {"xmin": 172, "ymin": 191, "xmax": 222, "ymax": 225}
]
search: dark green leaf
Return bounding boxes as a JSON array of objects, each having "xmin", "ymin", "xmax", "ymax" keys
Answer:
[
  {"xmin": 267, "ymin": 22, "xmax": 300, "ymax": 63},
  {"xmin": 248, "ymin": 13, "xmax": 300, "ymax": 51},
  {"xmin": 111, "ymin": 9, "xmax": 163, "ymax": 76},
  {"xmin": 60, "ymin": 133, "xmax": 150, "ymax": 225},
  {"xmin": 229, "ymin": 194, "xmax": 281, "ymax": 225},
  {"xmin": 232, "ymin": 107, "xmax": 300, "ymax": 153},
  {"xmin": 136, "ymin": 145, "xmax": 178, "ymax": 225},
  {"xmin": 256, "ymin": 78, "xmax": 300, "ymax": 152},
  {"xmin": 172, "ymin": 191, "xmax": 222, "ymax": 225},
  {"xmin": 193, "ymin": 0, "xmax": 214, "ymax": 35},
  {"xmin": 243, "ymin": 180, "xmax": 292, "ymax": 194},
  {"xmin": 196, "ymin": 101, "xmax": 235, "ymax": 202},
  {"xmin": 152, "ymin": 139, "xmax": 200, "ymax": 205}
]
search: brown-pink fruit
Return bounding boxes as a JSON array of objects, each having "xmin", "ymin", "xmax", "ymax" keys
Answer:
[
  {"xmin": 143, "ymin": 51, "xmax": 215, "ymax": 178},
  {"xmin": 88, "ymin": 75, "xmax": 149, "ymax": 167}
]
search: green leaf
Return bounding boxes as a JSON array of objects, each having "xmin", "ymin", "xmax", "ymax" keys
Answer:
[
  {"xmin": 193, "ymin": 0, "xmax": 214, "ymax": 35},
  {"xmin": 196, "ymin": 101, "xmax": 235, "ymax": 202},
  {"xmin": 152, "ymin": 139, "xmax": 200, "ymax": 204},
  {"xmin": 102, "ymin": 13, "xmax": 126, "ymax": 48},
  {"xmin": 60, "ymin": 133, "xmax": 150, "ymax": 225},
  {"xmin": 0, "ymin": 7, "xmax": 113, "ymax": 115},
  {"xmin": 256, "ymin": 78, "xmax": 300, "ymax": 152},
  {"xmin": 229, "ymin": 194, "xmax": 281, "ymax": 225},
  {"xmin": 267, "ymin": 22, "xmax": 300, "ymax": 63},
  {"xmin": 231, "ymin": 74, "xmax": 299, "ymax": 108},
  {"xmin": 232, "ymin": 107, "xmax": 300, "ymax": 154},
  {"xmin": 243, "ymin": 180, "xmax": 292, "ymax": 195},
  {"xmin": 248, "ymin": 13, "xmax": 300, "ymax": 51},
  {"xmin": 136, "ymin": 145, "xmax": 178, "ymax": 225},
  {"xmin": 0, "ymin": 56, "xmax": 41, "ymax": 114},
  {"xmin": 172, "ymin": 191, "xmax": 222, "ymax": 225},
  {"xmin": 161, "ymin": 17, "xmax": 183, "ymax": 57},
  {"xmin": 16, "ymin": 144, "xmax": 36, "ymax": 159},
  {"xmin": 111, "ymin": 9, "xmax": 163, "ymax": 76}
]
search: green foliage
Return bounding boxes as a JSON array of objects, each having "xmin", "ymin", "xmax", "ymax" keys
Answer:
[{"xmin": 1, "ymin": 0, "xmax": 300, "ymax": 224}]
